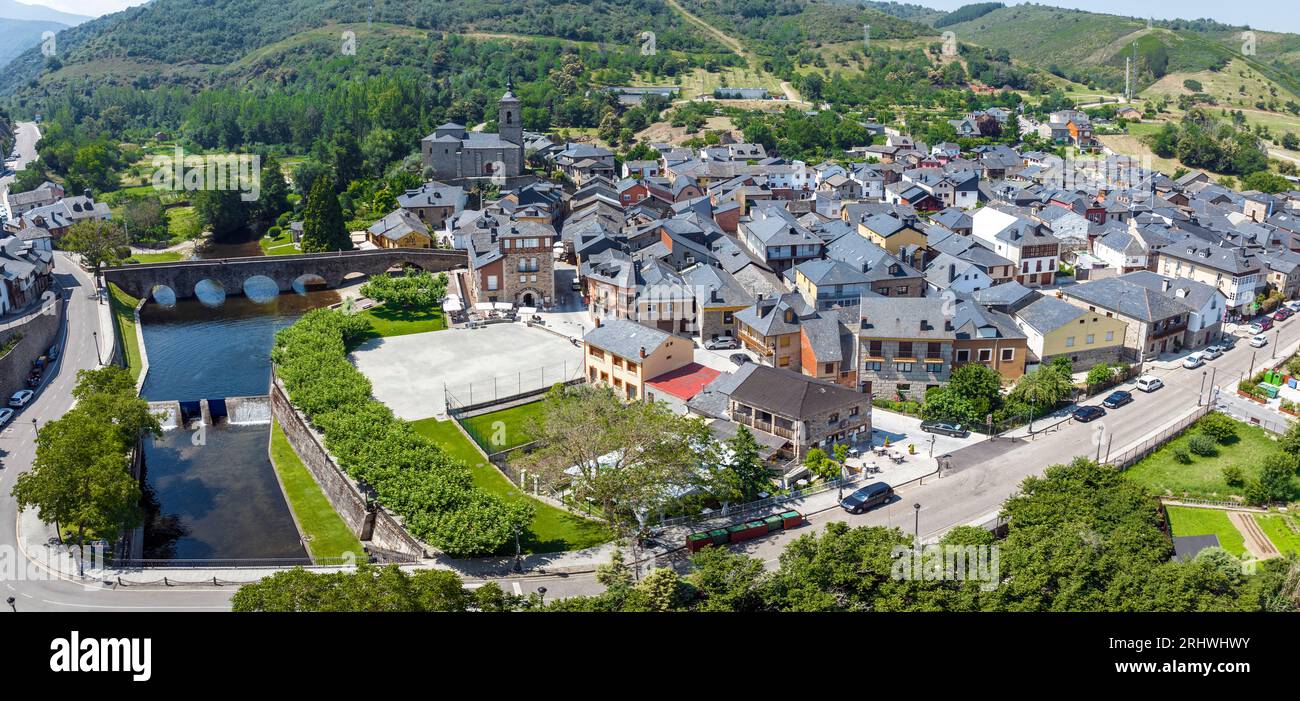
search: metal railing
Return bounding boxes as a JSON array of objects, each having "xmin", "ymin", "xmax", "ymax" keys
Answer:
[
  {"xmin": 1105, "ymin": 404, "xmax": 1212, "ymax": 470},
  {"xmin": 653, "ymin": 474, "xmax": 865, "ymax": 530}
]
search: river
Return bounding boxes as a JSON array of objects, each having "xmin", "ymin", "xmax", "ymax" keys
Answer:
[{"xmin": 137, "ymin": 282, "xmax": 343, "ymax": 562}]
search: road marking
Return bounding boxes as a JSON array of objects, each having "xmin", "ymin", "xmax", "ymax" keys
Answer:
[
  {"xmin": 512, "ymin": 582, "xmax": 522, "ymax": 596},
  {"xmin": 41, "ymin": 600, "xmax": 228, "ymax": 610}
]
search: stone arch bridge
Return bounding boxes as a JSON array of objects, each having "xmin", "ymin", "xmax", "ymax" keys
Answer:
[{"xmin": 102, "ymin": 248, "xmax": 467, "ymax": 300}]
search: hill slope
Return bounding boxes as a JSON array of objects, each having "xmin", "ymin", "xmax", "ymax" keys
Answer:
[
  {"xmin": 0, "ymin": 0, "xmax": 90, "ymax": 25},
  {"xmin": 0, "ymin": 18, "xmax": 67, "ymax": 68}
]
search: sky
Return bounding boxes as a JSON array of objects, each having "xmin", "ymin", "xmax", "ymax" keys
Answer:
[{"xmin": 17, "ymin": 0, "xmax": 1300, "ymax": 34}]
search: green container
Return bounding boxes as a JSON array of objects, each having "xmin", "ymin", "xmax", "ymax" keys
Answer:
[
  {"xmin": 689, "ymin": 532, "xmax": 711, "ymax": 543},
  {"xmin": 709, "ymin": 528, "xmax": 729, "ymax": 545},
  {"xmin": 1265, "ymin": 384, "xmax": 1280, "ymax": 398},
  {"xmin": 764, "ymin": 515, "xmax": 783, "ymax": 532},
  {"xmin": 780, "ymin": 510, "xmax": 800, "ymax": 520}
]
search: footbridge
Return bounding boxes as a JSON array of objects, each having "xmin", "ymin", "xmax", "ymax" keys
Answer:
[{"xmin": 102, "ymin": 248, "xmax": 467, "ymax": 300}]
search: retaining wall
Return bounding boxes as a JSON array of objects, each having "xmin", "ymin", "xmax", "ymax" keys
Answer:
[
  {"xmin": 0, "ymin": 298, "xmax": 62, "ymax": 402},
  {"xmin": 269, "ymin": 374, "xmax": 427, "ymax": 560}
]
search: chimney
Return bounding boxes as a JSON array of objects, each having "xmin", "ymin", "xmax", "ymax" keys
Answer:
[
  {"xmin": 594, "ymin": 317, "xmax": 601, "ymax": 328},
  {"xmin": 1161, "ymin": 279, "xmax": 1171, "ymax": 292},
  {"xmin": 639, "ymin": 346, "xmax": 647, "ymax": 359},
  {"xmin": 948, "ymin": 263, "xmax": 956, "ymax": 282}
]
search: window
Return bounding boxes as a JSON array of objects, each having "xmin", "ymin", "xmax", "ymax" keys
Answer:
[
  {"xmin": 896, "ymin": 285, "xmax": 909, "ymax": 295},
  {"xmin": 926, "ymin": 363, "xmax": 943, "ymax": 373},
  {"xmin": 896, "ymin": 362, "xmax": 913, "ymax": 372},
  {"xmin": 927, "ymin": 342, "xmax": 942, "ymax": 358},
  {"xmin": 1065, "ymin": 336, "xmax": 1075, "ymax": 347},
  {"xmin": 487, "ymin": 275, "xmax": 498, "ymax": 291},
  {"xmin": 868, "ymin": 340, "xmax": 883, "ymax": 357},
  {"xmin": 1001, "ymin": 348, "xmax": 1014, "ymax": 362},
  {"xmin": 898, "ymin": 342, "xmax": 913, "ymax": 358},
  {"xmin": 778, "ymin": 356, "xmax": 790, "ymax": 367},
  {"xmin": 723, "ymin": 311, "xmax": 734, "ymax": 324},
  {"xmin": 866, "ymin": 361, "xmax": 882, "ymax": 371},
  {"xmin": 977, "ymin": 348, "xmax": 992, "ymax": 362},
  {"xmin": 1086, "ymin": 334, "xmax": 1094, "ymax": 344},
  {"xmin": 956, "ymin": 349, "xmax": 970, "ymax": 362},
  {"xmin": 824, "ymin": 363, "xmax": 834, "ymax": 374},
  {"xmin": 1105, "ymin": 331, "xmax": 1114, "ymax": 342}
]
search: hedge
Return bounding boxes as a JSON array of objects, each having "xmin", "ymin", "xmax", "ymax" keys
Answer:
[{"xmin": 272, "ymin": 308, "xmax": 520, "ymax": 557}]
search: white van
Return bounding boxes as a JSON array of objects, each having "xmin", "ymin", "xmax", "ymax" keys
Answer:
[{"xmin": 1135, "ymin": 375, "xmax": 1164, "ymax": 393}]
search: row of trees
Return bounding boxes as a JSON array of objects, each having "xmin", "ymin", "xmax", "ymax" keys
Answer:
[
  {"xmin": 272, "ymin": 309, "xmax": 531, "ymax": 556},
  {"xmin": 360, "ymin": 271, "xmax": 449, "ymax": 310},
  {"xmin": 12, "ymin": 368, "xmax": 161, "ymax": 546},
  {"xmin": 919, "ymin": 358, "xmax": 1077, "ymax": 431},
  {"xmin": 232, "ymin": 458, "xmax": 1300, "ymax": 612},
  {"xmin": 1148, "ymin": 108, "xmax": 1270, "ymax": 176}
]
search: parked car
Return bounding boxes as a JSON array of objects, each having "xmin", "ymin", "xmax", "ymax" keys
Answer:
[
  {"xmin": 704, "ymin": 336, "xmax": 738, "ymax": 350},
  {"xmin": 8, "ymin": 389, "xmax": 33, "ymax": 407},
  {"xmin": 1250, "ymin": 334, "xmax": 1269, "ymax": 348},
  {"xmin": 1135, "ymin": 375, "xmax": 1164, "ymax": 393},
  {"xmin": 920, "ymin": 420, "xmax": 968, "ymax": 438},
  {"xmin": 728, "ymin": 353, "xmax": 750, "ymax": 365},
  {"xmin": 1072, "ymin": 405, "xmax": 1107, "ymax": 423},
  {"xmin": 47, "ymin": 344, "xmax": 59, "ymax": 361},
  {"xmin": 1202, "ymin": 345, "xmax": 1224, "ymax": 360},
  {"xmin": 1286, "ymin": 300, "xmax": 1300, "ymax": 312},
  {"xmin": 1182, "ymin": 352, "xmax": 1205, "ymax": 369},
  {"xmin": 0, "ymin": 408, "xmax": 13, "ymax": 427},
  {"xmin": 840, "ymin": 482, "xmax": 894, "ymax": 514},
  {"xmin": 1250, "ymin": 317, "xmax": 1273, "ymax": 334},
  {"xmin": 1273, "ymin": 307, "xmax": 1294, "ymax": 322},
  {"xmin": 1102, "ymin": 390, "xmax": 1133, "ymax": 409}
]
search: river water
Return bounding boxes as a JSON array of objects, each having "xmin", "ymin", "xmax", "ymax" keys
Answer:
[{"xmin": 138, "ymin": 282, "xmax": 342, "ymax": 561}]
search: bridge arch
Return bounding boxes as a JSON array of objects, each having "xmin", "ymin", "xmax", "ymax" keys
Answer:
[
  {"xmin": 242, "ymin": 275, "xmax": 280, "ymax": 303},
  {"xmin": 292, "ymin": 274, "xmax": 328, "ymax": 296},
  {"xmin": 150, "ymin": 284, "xmax": 177, "ymax": 306},
  {"xmin": 194, "ymin": 279, "xmax": 227, "ymax": 307}
]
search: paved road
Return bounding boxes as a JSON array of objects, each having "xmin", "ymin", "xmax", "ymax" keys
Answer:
[{"xmin": 1, "ymin": 121, "xmax": 41, "ymax": 220}]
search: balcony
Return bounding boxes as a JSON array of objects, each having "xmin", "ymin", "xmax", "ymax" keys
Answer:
[{"xmin": 733, "ymin": 413, "xmax": 796, "ymax": 440}]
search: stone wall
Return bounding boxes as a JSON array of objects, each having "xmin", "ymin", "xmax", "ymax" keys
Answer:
[
  {"xmin": 0, "ymin": 298, "xmax": 62, "ymax": 402},
  {"xmin": 226, "ymin": 395, "xmax": 271, "ymax": 424},
  {"xmin": 269, "ymin": 375, "xmax": 428, "ymax": 560}
]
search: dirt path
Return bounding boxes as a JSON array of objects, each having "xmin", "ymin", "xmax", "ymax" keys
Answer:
[
  {"xmin": 1229, "ymin": 511, "xmax": 1280, "ymax": 559},
  {"xmin": 664, "ymin": 0, "xmax": 747, "ymax": 59}
]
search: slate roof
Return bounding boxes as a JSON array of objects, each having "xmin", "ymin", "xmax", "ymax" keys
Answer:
[
  {"xmin": 583, "ymin": 319, "xmax": 674, "ymax": 360},
  {"xmin": 1014, "ymin": 295, "xmax": 1087, "ymax": 335},
  {"xmin": 729, "ymin": 365, "xmax": 865, "ymax": 419},
  {"xmin": 858, "ymin": 297, "xmax": 955, "ymax": 340}
]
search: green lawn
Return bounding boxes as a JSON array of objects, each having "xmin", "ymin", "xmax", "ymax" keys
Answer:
[
  {"xmin": 259, "ymin": 229, "xmax": 298, "ymax": 256},
  {"xmin": 462, "ymin": 402, "xmax": 548, "ymax": 452},
  {"xmin": 125, "ymin": 251, "xmax": 184, "ymax": 264},
  {"xmin": 107, "ymin": 284, "xmax": 143, "ymax": 381},
  {"xmin": 166, "ymin": 206, "xmax": 201, "ymax": 243},
  {"xmin": 356, "ymin": 305, "xmax": 447, "ymax": 340},
  {"xmin": 1124, "ymin": 419, "xmax": 1296, "ymax": 501},
  {"xmin": 1255, "ymin": 513, "xmax": 1300, "ymax": 556},
  {"xmin": 1165, "ymin": 506, "xmax": 1247, "ymax": 557},
  {"xmin": 409, "ymin": 417, "xmax": 612, "ymax": 553},
  {"xmin": 268, "ymin": 420, "xmax": 365, "ymax": 561}
]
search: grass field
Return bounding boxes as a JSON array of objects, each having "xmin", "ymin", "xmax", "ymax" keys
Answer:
[
  {"xmin": 125, "ymin": 251, "xmax": 184, "ymax": 264},
  {"xmin": 259, "ymin": 229, "xmax": 297, "ymax": 256},
  {"xmin": 409, "ymin": 417, "xmax": 611, "ymax": 553},
  {"xmin": 268, "ymin": 420, "xmax": 364, "ymax": 561},
  {"xmin": 107, "ymin": 284, "xmax": 143, "ymax": 381},
  {"xmin": 166, "ymin": 206, "xmax": 201, "ymax": 243},
  {"xmin": 1124, "ymin": 418, "xmax": 1295, "ymax": 501},
  {"xmin": 1255, "ymin": 513, "xmax": 1300, "ymax": 556},
  {"xmin": 461, "ymin": 402, "xmax": 548, "ymax": 452},
  {"xmin": 1164, "ymin": 505, "xmax": 1247, "ymax": 557},
  {"xmin": 355, "ymin": 305, "xmax": 447, "ymax": 340}
]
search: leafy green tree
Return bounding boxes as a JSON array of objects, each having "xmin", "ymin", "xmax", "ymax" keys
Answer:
[
  {"xmin": 193, "ymin": 187, "xmax": 251, "ymax": 241},
  {"xmin": 521, "ymin": 384, "xmax": 716, "ymax": 539},
  {"xmin": 803, "ymin": 448, "xmax": 840, "ymax": 481},
  {"xmin": 120, "ymin": 195, "xmax": 169, "ymax": 244},
  {"xmin": 62, "ymin": 220, "xmax": 129, "ymax": 276},
  {"xmin": 254, "ymin": 156, "xmax": 292, "ymax": 228},
  {"xmin": 724, "ymin": 425, "xmax": 770, "ymax": 501},
  {"xmin": 1254, "ymin": 454, "xmax": 1297, "ymax": 504},
  {"xmin": 687, "ymin": 547, "xmax": 766, "ymax": 612},
  {"xmin": 231, "ymin": 564, "xmax": 506, "ymax": 612},
  {"xmin": 299, "ymin": 176, "xmax": 351, "ymax": 252}
]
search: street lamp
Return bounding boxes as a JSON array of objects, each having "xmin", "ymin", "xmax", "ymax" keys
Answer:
[
  {"xmin": 929, "ymin": 434, "xmax": 936, "ymax": 457},
  {"xmin": 512, "ymin": 525, "xmax": 523, "ymax": 573},
  {"xmin": 912, "ymin": 503, "xmax": 921, "ymax": 544},
  {"xmin": 31, "ymin": 418, "xmax": 37, "ymax": 435},
  {"xmin": 6, "ymin": 596, "xmax": 14, "ymax": 612},
  {"xmin": 1198, "ymin": 370, "xmax": 1207, "ymax": 406},
  {"xmin": 838, "ymin": 461, "xmax": 847, "ymax": 502},
  {"xmin": 92, "ymin": 331, "xmax": 99, "ymax": 363},
  {"xmin": 536, "ymin": 586, "xmax": 547, "ymax": 605},
  {"xmin": 1274, "ymin": 329, "xmax": 1280, "ymax": 359}
]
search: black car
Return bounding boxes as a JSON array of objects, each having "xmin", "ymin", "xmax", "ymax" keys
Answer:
[
  {"xmin": 1072, "ymin": 405, "xmax": 1106, "ymax": 423},
  {"xmin": 840, "ymin": 482, "xmax": 894, "ymax": 514},
  {"xmin": 920, "ymin": 420, "xmax": 967, "ymax": 438},
  {"xmin": 1101, "ymin": 390, "xmax": 1132, "ymax": 409},
  {"xmin": 729, "ymin": 353, "xmax": 750, "ymax": 365}
]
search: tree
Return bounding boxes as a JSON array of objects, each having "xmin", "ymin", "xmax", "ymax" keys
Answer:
[
  {"xmin": 120, "ymin": 195, "xmax": 168, "ymax": 244},
  {"xmin": 923, "ymin": 363, "xmax": 1002, "ymax": 426},
  {"xmin": 254, "ymin": 156, "xmax": 292, "ymax": 228},
  {"xmin": 10, "ymin": 368, "xmax": 160, "ymax": 545},
  {"xmin": 520, "ymin": 384, "xmax": 715, "ymax": 539},
  {"xmin": 723, "ymin": 425, "xmax": 770, "ymax": 502},
  {"xmin": 803, "ymin": 448, "xmax": 840, "ymax": 482},
  {"xmin": 299, "ymin": 176, "xmax": 351, "ymax": 252},
  {"xmin": 193, "ymin": 187, "xmax": 252, "ymax": 241},
  {"xmin": 62, "ymin": 220, "xmax": 129, "ymax": 276},
  {"xmin": 1254, "ymin": 454, "xmax": 1297, "ymax": 504},
  {"xmin": 231, "ymin": 564, "xmax": 516, "ymax": 612}
]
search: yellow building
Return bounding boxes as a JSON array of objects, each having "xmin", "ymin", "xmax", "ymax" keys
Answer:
[
  {"xmin": 1010, "ymin": 295, "xmax": 1128, "ymax": 368},
  {"xmin": 582, "ymin": 318, "xmax": 692, "ymax": 401},
  {"xmin": 858, "ymin": 214, "xmax": 926, "ymax": 255}
]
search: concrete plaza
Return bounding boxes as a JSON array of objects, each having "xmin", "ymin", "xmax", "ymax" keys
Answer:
[{"xmin": 350, "ymin": 322, "xmax": 583, "ymax": 420}]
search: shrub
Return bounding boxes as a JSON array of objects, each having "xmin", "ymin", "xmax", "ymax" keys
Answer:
[
  {"xmin": 1222, "ymin": 465, "xmax": 1245, "ymax": 486},
  {"xmin": 267, "ymin": 225, "xmax": 282, "ymax": 238},
  {"xmin": 1187, "ymin": 433, "xmax": 1218, "ymax": 457},
  {"xmin": 1195, "ymin": 413, "xmax": 1238, "ymax": 444},
  {"xmin": 1173, "ymin": 446, "xmax": 1192, "ymax": 464}
]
